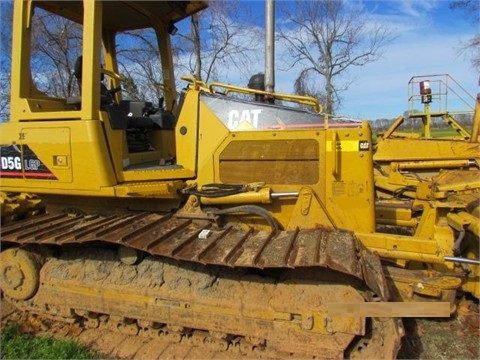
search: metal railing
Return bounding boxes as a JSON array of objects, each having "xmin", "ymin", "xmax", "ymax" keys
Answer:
[{"xmin": 408, "ymin": 74, "xmax": 475, "ymax": 115}]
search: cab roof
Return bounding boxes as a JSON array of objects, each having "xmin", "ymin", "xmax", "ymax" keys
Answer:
[{"xmin": 34, "ymin": 1, "xmax": 208, "ymax": 31}]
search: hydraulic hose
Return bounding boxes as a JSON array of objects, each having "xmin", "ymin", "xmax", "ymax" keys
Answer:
[
  {"xmin": 210, "ymin": 205, "xmax": 280, "ymax": 232},
  {"xmin": 181, "ymin": 183, "xmax": 246, "ymax": 198}
]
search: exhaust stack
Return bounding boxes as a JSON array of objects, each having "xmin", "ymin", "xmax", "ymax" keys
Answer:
[{"xmin": 265, "ymin": 0, "xmax": 275, "ymax": 94}]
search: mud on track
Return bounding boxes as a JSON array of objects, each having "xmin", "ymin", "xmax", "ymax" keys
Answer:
[
  {"xmin": 2, "ymin": 296, "xmax": 479, "ymax": 360},
  {"xmin": 1, "ymin": 299, "xmax": 278, "ymax": 359}
]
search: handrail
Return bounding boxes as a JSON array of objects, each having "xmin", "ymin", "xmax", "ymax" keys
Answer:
[
  {"xmin": 207, "ymin": 82, "xmax": 323, "ymax": 113},
  {"xmin": 180, "ymin": 76, "xmax": 208, "ymax": 90},
  {"xmin": 408, "ymin": 74, "xmax": 475, "ymax": 114}
]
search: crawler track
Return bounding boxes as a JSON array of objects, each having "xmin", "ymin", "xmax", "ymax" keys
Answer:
[
  {"xmin": 1, "ymin": 211, "xmax": 403, "ymax": 358},
  {"xmin": 1, "ymin": 294, "xmax": 404, "ymax": 360}
]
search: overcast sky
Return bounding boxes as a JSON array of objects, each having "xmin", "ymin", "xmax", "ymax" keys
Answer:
[{"xmin": 190, "ymin": 0, "xmax": 478, "ymax": 120}]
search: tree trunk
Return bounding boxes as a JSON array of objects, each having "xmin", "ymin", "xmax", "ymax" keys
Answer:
[{"xmin": 192, "ymin": 13, "xmax": 202, "ymax": 80}]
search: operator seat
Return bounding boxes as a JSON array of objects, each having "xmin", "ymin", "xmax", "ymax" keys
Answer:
[{"xmin": 66, "ymin": 56, "xmax": 113, "ymax": 106}]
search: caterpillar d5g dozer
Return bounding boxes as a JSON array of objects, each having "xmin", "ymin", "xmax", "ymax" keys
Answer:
[{"xmin": 0, "ymin": 1, "xmax": 477, "ymax": 358}]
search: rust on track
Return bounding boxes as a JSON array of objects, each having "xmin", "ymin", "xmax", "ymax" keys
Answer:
[{"xmin": 1, "ymin": 212, "xmax": 389, "ymax": 300}]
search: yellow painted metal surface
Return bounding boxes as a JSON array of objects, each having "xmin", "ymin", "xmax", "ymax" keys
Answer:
[
  {"xmin": 1, "ymin": 4, "xmax": 479, "ymax": 354},
  {"xmin": 375, "ymin": 138, "xmax": 480, "ymax": 162},
  {"xmin": 383, "ymin": 266, "xmax": 461, "ymax": 312},
  {"xmin": 0, "ymin": 120, "xmax": 116, "ymax": 193}
]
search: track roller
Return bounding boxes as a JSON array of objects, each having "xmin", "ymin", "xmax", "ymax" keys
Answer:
[{"xmin": 0, "ymin": 247, "xmax": 43, "ymax": 300}]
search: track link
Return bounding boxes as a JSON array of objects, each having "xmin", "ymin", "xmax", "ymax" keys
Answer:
[{"xmin": 1, "ymin": 298, "xmax": 276, "ymax": 359}]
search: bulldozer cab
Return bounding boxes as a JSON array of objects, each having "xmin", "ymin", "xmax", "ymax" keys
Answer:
[
  {"xmin": 12, "ymin": 1, "xmax": 206, "ymax": 116},
  {"xmin": 4, "ymin": 0, "xmax": 207, "ymax": 195}
]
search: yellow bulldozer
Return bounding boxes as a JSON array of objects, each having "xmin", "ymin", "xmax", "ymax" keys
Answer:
[{"xmin": 0, "ymin": 1, "xmax": 478, "ymax": 358}]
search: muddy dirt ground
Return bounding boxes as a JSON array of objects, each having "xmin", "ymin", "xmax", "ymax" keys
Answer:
[
  {"xmin": 1, "ymin": 296, "xmax": 478, "ymax": 359},
  {"xmin": 396, "ymin": 296, "xmax": 479, "ymax": 359},
  {"xmin": 397, "ymin": 316, "xmax": 479, "ymax": 359}
]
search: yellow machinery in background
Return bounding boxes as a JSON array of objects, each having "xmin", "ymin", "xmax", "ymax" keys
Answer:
[
  {"xmin": 0, "ymin": 1, "xmax": 478, "ymax": 358},
  {"xmin": 373, "ymin": 75, "xmax": 479, "ymax": 298}
]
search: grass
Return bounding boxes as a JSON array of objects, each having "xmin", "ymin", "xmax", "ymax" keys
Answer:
[
  {"xmin": 373, "ymin": 127, "xmax": 467, "ymax": 143},
  {"xmin": 430, "ymin": 128, "xmax": 466, "ymax": 137},
  {"xmin": 0, "ymin": 323, "xmax": 99, "ymax": 359}
]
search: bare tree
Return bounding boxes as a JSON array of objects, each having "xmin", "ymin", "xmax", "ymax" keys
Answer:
[
  {"xmin": 450, "ymin": 0, "xmax": 480, "ymax": 71},
  {"xmin": 294, "ymin": 69, "xmax": 326, "ymax": 109},
  {"xmin": 0, "ymin": 1, "xmax": 13, "ymax": 121},
  {"xmin": 0, "ymin": 2, "xmax": 82, "ymax": 121},
  {"xmin": 277, "ymin": 0, "xmax": 393, "ymax": 115},
  {"xmin": 116, "ymin": 29, "xmax": 164, "ymax": 102},
  {"xmin": 176, "ymin": 0, "xmax": 262, "ymax": 83},
  {"xmin": 30, "ymin": 8, "xmax": 82, "ymax": 98}
]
